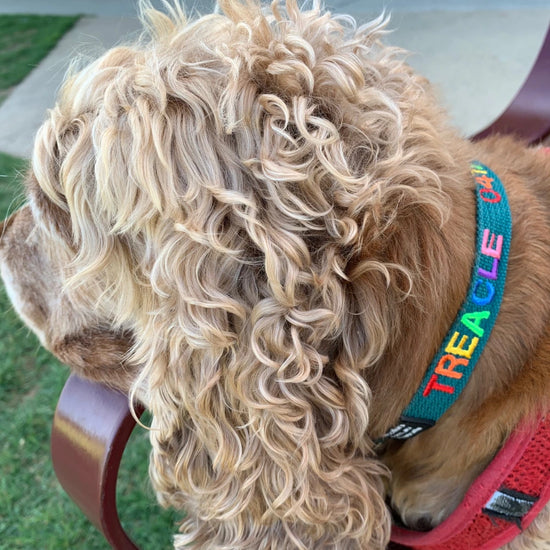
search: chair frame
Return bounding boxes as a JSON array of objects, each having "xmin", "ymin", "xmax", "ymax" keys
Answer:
[{"xmin": 51, "ymin": 374, "xmax": 144, "ymax": 549}]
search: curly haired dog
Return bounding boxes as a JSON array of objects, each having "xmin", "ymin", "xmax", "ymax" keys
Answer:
[{"xmin": 3, "ymin": 1, "xmax": 550, "ymax": 548}]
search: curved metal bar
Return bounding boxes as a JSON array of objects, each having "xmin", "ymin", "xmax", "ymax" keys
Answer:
[
  {"xmin": 473, "ymin": 24, "xmax": 550, "ymax": 145},
  {"xmin": 51, "ymin": 374, "xmax": 145, "ymax": 550}
]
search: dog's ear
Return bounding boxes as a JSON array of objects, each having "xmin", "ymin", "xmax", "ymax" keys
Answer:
[
  {"xmin": 48, "ymin": 326, "xmax": 136, "ymax": 392},
  {"xmin": 134, "ymin": 2, "xmax": 393, "ymax": 535}
]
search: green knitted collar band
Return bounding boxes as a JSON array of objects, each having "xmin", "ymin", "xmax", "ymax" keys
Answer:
[{"xmin": 384, "ymin": 162, "xmax": 512, "ymax": 440}]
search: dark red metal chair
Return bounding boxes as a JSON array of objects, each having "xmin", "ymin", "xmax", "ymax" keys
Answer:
[
  {"xmin": 50, "ymin": 24, "xmax": 550, "ymax": 550},
  {"xmin": 51, "ymin": 374, "xmax": 145, "ymax": 549},
  {"xmin": 472, "ymin": 23, "xmax": 550, "ymax": 144}
]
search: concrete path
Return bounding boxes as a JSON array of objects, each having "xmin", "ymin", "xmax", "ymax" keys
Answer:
[
  {"xmin": 0, "ymin": 17, "xmax": 142, "ymax": 158},
  {"xmin": 0, "ymin": 1, "xmax": 549, "ymax": 158}
]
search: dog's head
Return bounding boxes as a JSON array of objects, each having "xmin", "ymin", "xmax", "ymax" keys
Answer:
[{"xmin": 1, "ymin": 1, "xmax": 470, "ymax": 547}]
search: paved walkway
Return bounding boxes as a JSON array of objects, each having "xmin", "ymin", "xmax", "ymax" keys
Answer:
[
  {"xmin": 0, "ymin": 1, "xmax": 549, "ymax": 157},
  {"xmin": 0, "ymin": 16, "xmax": 142, "ymax": 157}
]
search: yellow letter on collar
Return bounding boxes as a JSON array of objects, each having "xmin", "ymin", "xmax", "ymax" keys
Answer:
[{"xmin": 445, "ymin": 331, "xmax": 479, "ymax": 359}]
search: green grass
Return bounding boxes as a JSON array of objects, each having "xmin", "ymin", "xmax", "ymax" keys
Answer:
[
  {"xmin": 0, "ymin": 14, "xmax": 79, "ymax": 104},
  {"xmin": 0, "ymin": 62, "xmax": 177, "ymax": 550}
]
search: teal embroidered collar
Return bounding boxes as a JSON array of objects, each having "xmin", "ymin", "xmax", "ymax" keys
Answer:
[{"xmin": 385, "ymin": 162, "xmax": 512, "ymax": 440}]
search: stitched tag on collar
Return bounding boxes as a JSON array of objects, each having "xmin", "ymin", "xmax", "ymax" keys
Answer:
[{"xmin": 385, "ymin": 162, "xmax": 512, "ymax": 440}]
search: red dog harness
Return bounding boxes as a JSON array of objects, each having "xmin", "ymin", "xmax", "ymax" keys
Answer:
[{"xmin": 390, "ymin": 416, "xmax": 550, "ymax": 549}]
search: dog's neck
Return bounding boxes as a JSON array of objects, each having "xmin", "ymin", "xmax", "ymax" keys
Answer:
[{"xmin": 365, "ymin": 148, "xmax": 479, "ymax": 439}]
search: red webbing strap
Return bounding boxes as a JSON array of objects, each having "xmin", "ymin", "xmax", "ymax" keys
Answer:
[{"xmin": 390, "ymin": 416, "xmax": 550, "ymax": 550}]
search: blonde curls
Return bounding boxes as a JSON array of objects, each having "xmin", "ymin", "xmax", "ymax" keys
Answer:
[{"xmin": 30, "ymin": 0, "xmax": 460, "ymax": 547}]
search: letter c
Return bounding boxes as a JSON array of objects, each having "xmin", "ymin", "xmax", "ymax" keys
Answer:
[{"xmin": 472, "ymin": 278, "xmax": 495, "ymax": 306}]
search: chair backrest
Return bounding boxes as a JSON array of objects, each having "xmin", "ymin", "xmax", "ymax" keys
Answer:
[
  {"xmin": 472, "ymin": 24, "xmax": 550, "ymax": 143},
  {"xmin": 51, "ymin": 374, "xmax": 144, "ymax": 550}
]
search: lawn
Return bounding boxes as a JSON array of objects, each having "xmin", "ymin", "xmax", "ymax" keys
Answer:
[
  {"xmin": 0, "ymin": 14, "xmax": 79, "ymax": 105},
  {"xmin": 0, "ymin": 14, "xmax": 178, "ymax": 550}
]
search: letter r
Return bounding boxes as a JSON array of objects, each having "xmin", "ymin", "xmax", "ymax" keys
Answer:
[
  {"xmin": 423, "ymin": 374, "xmax": 455, "ymax": 397},
  {"xmin": 435, "ymin": 354, "xmax": 468, "ymax": 379}
]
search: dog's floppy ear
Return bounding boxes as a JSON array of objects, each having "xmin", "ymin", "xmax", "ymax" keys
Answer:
[
  {"xmin": 129, "ymin": 2, "xmax": 399, "ymax": 547},
  {"xmin": 48, "ymin": 326, "xmax": 136, "ymax": 392}
]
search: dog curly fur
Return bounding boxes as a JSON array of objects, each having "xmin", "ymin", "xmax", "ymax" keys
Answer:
[{"xmin": 3, "ymin": 1, "xmax": 550, "ymax": 548}]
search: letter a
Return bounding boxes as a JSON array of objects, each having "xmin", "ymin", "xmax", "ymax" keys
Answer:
[{"xmin": 461, "ymin": 311, "xmax": 490, "ymax": 337}]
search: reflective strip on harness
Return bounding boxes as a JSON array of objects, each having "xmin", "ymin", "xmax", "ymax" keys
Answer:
[{"xmin": 483, "ymin": 488, "xmax": 538, "ymax": 528}]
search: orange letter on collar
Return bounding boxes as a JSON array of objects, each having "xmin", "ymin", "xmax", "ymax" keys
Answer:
[
  {"xmin": 475, "ymin": 175, "xmax": 494, "ymax": 189},
  {"xmin": 435, "ymin": 354, "xmax": 468, "ymax": 380}
]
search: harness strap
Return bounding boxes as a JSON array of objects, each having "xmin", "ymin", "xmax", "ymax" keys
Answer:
[{"xmin": 391, "ymin": 416, "xmax": 550, "ymax": 549}]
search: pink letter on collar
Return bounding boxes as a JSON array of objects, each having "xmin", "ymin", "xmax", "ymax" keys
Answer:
[{"xmin": 481, "ymin": 229, "xmax": 503, "ymax": 259}]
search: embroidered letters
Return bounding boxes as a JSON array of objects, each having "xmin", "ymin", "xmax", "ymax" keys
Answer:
[
  {"xmin": 385, "ymin": 161, "xmax": 512, "ymax": 440},
  {"xmin": 423, "ymin": 165, "xmax": 506, "ymax": 397}
]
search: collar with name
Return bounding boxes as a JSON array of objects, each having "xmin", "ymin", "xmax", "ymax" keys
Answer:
[{"xmin": 384, "ymin": 161, "xmax": 512, "ymax": 440}]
